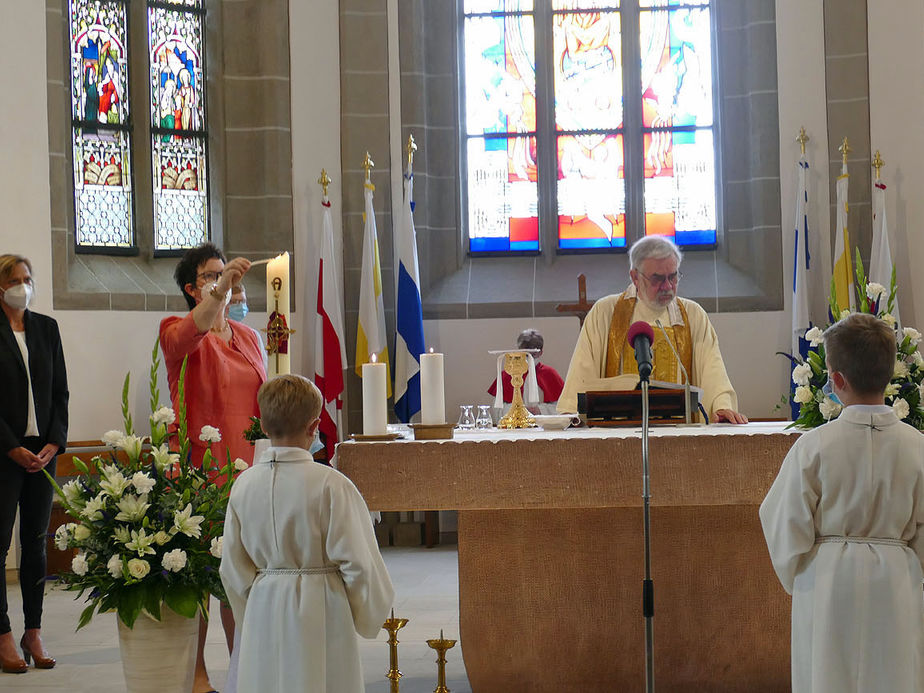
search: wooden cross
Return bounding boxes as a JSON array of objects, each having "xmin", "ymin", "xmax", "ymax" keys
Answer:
[{"xmin": 556, "ymin": 274, "xmax": 595, "ymax": 327}]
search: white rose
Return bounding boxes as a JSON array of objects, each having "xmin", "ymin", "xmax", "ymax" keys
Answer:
[
  {"xmin": 54, "ymin": 524, "xmax": 71, "ymax": 551},
  {"xmin": 126, "ymin": 558, "xmax": 150, "ymax": 579},
  {"xmin": 102, "ymin": 430, "xmax": 125, "ymax": 447},
  {"xmin": 903, "ymin": 327, "xmax": 922, "ymax": 346},
  {"xmin": 791, "ymin": 364, "xmax": 812, "ymax": 387},
  {"xmin": 72, "ymin": 553, "xmax": 89, "ymax": 576},
  {"xmin": 131, "ymin": 472, "xmax": 156, "ymax": 495},
  {"xmin": 882, "ymin": 313, "xmax": 897, "ymax": 328},
  {"xmin": 866, "ymin": 282, "xmax": 887, "ymax": 301},
  {"xmin": 73, "ymin": 524, "xmax": 91, "ymax": 542},
  {"xmin": 161, "ymin": 549, "xmax": 188, "ymax": 573},
  {"xmin": 793, "ymin": 386, "xmax": 813, "ymax": 404},
  {"xmin": 819, "ymin": 397, "xmax": 842, "ymax": 421},
  {"xmin": 885, "ymin": 383, "xmax": 900, "ymax": 398},
  {"xmin": 893, "ymin": 398, "xmax": 911, "ymax": 421},
  {"xmin": 107, "ymin": 554, "xmax": 123, "ymax": 578},
  {"xmin": 199, "ymin": 425, "xmax": 222, "ymax": 444},
  {"xmin": 150, "ymin": 407, "xmax": 176, "ymax": 427},
  {"xmin": 210, "ymin": 536, "xmax": 223, "ymax": 558},
  {"xmin": 153, "ymin": 531, "xmax": 172, "ymax": 546},
  {"xmin": 233, "ymin": 458, "xmax": 249, "ymax": 472},
  {"xmin": 805, "ymin": 326, "xmax": 824, "ymax": 347},
  {"xmin": 895, "ymin": 360, "xmax": 910, "ymax": 379}
]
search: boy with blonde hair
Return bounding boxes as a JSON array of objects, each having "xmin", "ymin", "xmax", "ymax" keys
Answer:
[
  {"xmin": 220, "ymin": 374, "xmax": 393, "ymax": 693},
  {"xmin": 760, "ymin": 313, "xmax": 924, "ymax": 692}
]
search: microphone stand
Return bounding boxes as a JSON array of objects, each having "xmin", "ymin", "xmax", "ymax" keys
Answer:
[
  {"xmin": 655, "ymin": 319, "xmax": 691, "ymax": 425},
  {"xmin": 639, "ymin": 366, "xmax": 655, "ymax": 692}
]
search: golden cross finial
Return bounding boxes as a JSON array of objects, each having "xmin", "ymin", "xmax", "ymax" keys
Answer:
[
  {"xmin": 796, "ymin": 127, "xmax": 809, "ymax": 156},
  {"xmin": 362, "ymin": 151, "xmax": 375, "ymax": 183},
  {"xmin": 872, "ymin": 150, "xmax": 885, "ymax": 180},
  {"xmin": 839, "ymin": 137, "xmax": 851, "ymax": 167},
  {"xmin": 406, "ymin": 134, "xmax": 417, "ymax": 170},
  {"xmin": 317, "ymin": 168, "xmax": 331, "ymax": 197}
]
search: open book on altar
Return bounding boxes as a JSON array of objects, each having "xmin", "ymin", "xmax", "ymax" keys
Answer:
[{"xmin": 577, "ymin": 375, "xmax": 704, "ymax": 426}]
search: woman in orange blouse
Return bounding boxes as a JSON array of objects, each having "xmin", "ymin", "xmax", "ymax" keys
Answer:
[{"xmin": 160, "ymin": 242, "xmax": 266, "ymax": 693}]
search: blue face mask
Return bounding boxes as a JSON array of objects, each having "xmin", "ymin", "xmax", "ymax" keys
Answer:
[
  {"xmin": 228, "ymin": 301, "xmax": 248, "ymax": 322},
  {"xmin": 822, "ymin": 377, "xmax": 842, "ymax": 406}
]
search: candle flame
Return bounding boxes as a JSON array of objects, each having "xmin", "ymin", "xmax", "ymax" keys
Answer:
[
  {"xmin": 429, "ymin": 347, "xmax": 434, "ymax": 353},
  {"xmin": 370, "ymin": 353, "xmax": 378, "ymax": 364}
]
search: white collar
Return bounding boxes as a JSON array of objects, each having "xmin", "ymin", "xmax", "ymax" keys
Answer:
[
  {"xmin": 624, "ymin": 283, "xmax": 684, "ymax": 326},
  {"xmin": 257, "ymin": 446, "xmax": 313, "ymax": 464}
]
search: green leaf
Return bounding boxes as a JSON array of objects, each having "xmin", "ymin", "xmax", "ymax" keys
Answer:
[
  {"xmin": 121, "ymin": 372, "xmax": 133, "ymax": 436},
  {"xmin": 164, "ymin": 583, "xmax": 199, "ymax": 619},
  {"xmin": 76, "ymin": 602, "xmax": 98, "ymax": 631},
  {"xmin": 854, "ymin": 247, "xmax": 869, "ymax": 313},
  {"xmin": 117, "ymin": 585, "xmax": 144, "ymax": 629},
  {"xmin": 150, "ymin": 336, "xmax": 161, "ymax": 414},
  {"xmin": 143, "ymin": 585, "xmax": 163, "ymax": 621}
]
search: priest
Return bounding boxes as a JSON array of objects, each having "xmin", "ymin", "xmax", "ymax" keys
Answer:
[{"xmin": 557, "ymin": 236, "xmax": 747, "ymax": 423}]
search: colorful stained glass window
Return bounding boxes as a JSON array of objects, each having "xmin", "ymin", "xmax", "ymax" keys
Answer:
[
  {"xmin": 69, "ymin": 0, "xmax": 134, "ymax": 249},
  {"xmin": 461, "ymin": 0, "xmax": 718, "ymax": 253},
  {"xmin": 638, "ymin": 5, "xmax": 716, "ymax": 244},
  {"xmin": 148, "ymin": 0, "xmax": 208, "ymax": 251}
]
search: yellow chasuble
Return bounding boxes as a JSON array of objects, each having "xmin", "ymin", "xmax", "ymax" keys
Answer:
[{"xmin": 604, "ymin": 293, "xmax": 693, "ymax": 382}]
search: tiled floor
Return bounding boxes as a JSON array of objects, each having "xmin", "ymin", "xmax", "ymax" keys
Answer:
[{"xmin": 4, "ymin": 545, "xmax": 471, "ymax": 692}]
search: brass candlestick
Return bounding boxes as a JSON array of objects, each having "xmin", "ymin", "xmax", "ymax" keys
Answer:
[
  {"xmin": 497, "ymin": 351, "xmax": 536, "ymax": 429},
  {"xmin": 383, "ymin": 609, "xmax": 409, "ymax": 693},
  {"xmin": 426, "ymin": 629, "xmax": 457, "ymax": 693}
]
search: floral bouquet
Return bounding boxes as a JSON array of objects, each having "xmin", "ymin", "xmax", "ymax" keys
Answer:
[
  {"xmin": 788, "ymin": 250, "xmax": 924, "ymax": 430},
  {"xmin": 242, "ymin": 415, "xmax": 267, "ymax": 445},
  {"xmin": 46, "ymin": 339, "xmax": 248, "ymax": 629}
]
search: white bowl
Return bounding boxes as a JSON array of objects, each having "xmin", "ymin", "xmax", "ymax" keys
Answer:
[{"xmin": 532, "ymin": 414, "xmax": 575, "ymax": 430}]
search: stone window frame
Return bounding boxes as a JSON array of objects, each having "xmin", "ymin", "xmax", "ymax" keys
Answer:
[
  {"xmin": 393, "ymin": 0, "xmax": 784, "ymax": 320},
  {"xmin": 46, "ymin": 0, "xmax": 294, "ymax": 312}
]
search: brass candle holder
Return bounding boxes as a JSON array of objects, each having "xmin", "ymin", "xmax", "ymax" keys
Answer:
[
  {"xmin": 426, "ymin": 629, "xmax": 457, "ymax": 693},
  {"xmin": 383, "ymin": 609, "xmax": 409, "ymax": 693},
  {"xmin": 497, "ymin": 351, "xmax": 536, "ymax": 429}
]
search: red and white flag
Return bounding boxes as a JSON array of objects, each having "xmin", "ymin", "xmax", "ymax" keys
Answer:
[{"xmin": 314, "ymin": 196, "xmax": 347, "ymax": 460}]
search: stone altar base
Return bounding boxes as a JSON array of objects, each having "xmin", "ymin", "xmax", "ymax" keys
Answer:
[{"xmin": 459, "ymin": 506, "xmax": 790, "ymax": 692}]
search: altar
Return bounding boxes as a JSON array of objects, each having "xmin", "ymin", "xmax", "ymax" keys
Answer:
[{"xmin": 337, "ymin": 423, "xmax": 801, "ymax": 692}]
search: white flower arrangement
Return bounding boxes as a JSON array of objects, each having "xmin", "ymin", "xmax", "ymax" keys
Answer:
[
  {"xmin": 788, "ymin": 254, "xmax": 924, "ymax": 430},
  {"xmin": 47, "ymin": 340, "xmax": 247, "ymax": 629}
]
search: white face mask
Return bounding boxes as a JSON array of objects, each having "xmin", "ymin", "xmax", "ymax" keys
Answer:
[{"xmin": 2, "ymin": 283, "xmax": 33, "ymax": 311}]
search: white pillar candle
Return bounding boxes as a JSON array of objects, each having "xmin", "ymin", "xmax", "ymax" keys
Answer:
[
  {"xmin": 362, "ymin": 356, "xmax": 388, "ymax": 435},
  {"xmin": 265, "ymin": 252, "xmax": 291, "ymax": 376},
  {"xmin": 420, "ymin": 350, "xmax": 445, "ymax": 424}
]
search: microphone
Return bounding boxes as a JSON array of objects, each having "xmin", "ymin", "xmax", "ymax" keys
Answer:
[
  {"xmin": 627, "ymin": 321, "xmax": 655, "ymax": 382},
  {"xmin": 655, "ymin": 319, "xmax": 693, "ymax": 424}
]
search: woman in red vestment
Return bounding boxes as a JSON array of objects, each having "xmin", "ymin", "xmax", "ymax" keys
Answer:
[{"xmin": 160, "ymin": 242, "xmax": 266, "ymax": 693}]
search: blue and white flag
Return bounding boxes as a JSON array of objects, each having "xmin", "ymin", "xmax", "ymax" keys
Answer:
[
  {"xmin": 393, "ymin": 164, "xmax": 425, "ymax": 423},
  {"xmin": 791, "ymin": 156, "xmax": 812, "ymax": 419}
]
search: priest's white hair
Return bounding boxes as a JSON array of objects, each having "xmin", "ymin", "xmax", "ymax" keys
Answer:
[{"xmin": 628, "ymin": 236, "xmax": 683, "ymax": 270}]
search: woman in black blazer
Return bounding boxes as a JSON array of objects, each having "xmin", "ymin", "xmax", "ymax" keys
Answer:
[{"xmin": 0, "ymin": 255, "xmax": 68, "ymax": 674}]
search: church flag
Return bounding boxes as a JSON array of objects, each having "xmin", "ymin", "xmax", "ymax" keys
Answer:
[
  {"xmin": 832, "ymin": 163, "xmax": 855, "ymax": 313},
  {"xmin": 870, "ymin": 179, "xmax": 899, "ymax": 325},
  {"xmin": 354, "ymin": 180, "xmax": 392, "ymax": 397},
  {"xmin": 790, "ymin": 156, "xmax": 812, "ymax": 419},
  {"xmin": 314, "ymin": 196, "xmax": 347, "ymax": 460},
  {"xmin": 393, "ymin": 165, "xmax": 425, "ymax": 423}
]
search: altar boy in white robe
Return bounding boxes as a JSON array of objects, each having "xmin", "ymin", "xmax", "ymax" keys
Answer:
[
  {"xmin": 760, "ymin": 313, "xmax": 924, "ymax": 693},
  {"xmin": 220, "ymin": 374, "xmax": 394, "ymax": 693}
]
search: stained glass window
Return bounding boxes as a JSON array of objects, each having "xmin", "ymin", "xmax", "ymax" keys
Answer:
[
  {"xmin": 69, "ymin": 0, "xmax": 135, "ymax": 250},
  {"xmin": 461, "ymin": 0, "xmax": 718, "ymax": 253},
  {"xmin": 148, "ymin": 0, "xmax": 209, "ymax": 251}
]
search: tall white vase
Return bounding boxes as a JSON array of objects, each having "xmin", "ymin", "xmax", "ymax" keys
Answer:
[{"xmin": 117, "ymin": 607, "xmax": 198, "ymax": 692}]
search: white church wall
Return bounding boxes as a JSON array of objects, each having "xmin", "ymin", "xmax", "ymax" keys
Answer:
[{"xmin": 867, "ymin": 2, "xmax": 924, "ymax": 332}]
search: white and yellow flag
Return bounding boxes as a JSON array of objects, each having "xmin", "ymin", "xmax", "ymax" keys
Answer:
[
  {"xmin": 355, "ymin": 180, "xmax": 392, "ymax": 396},
  {"xmin": 832, "ymin": 163, "xmax": 854, "ymax": 312}
]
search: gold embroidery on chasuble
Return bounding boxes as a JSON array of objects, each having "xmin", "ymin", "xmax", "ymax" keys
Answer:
[{"xmin": 605, "ymin": 295, "xmax": 693, "ymax": 382}]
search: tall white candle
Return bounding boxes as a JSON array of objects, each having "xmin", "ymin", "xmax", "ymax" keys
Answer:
[
  {"xmin": 265, "ymin": 252, "xmax": 291, "ymax": 376},
  {"xmin": 362, "ymin": 355, "xmax": 388, "ymax": 435},
  {"xmin": 420, "ymin": 349, "xmax": 445, "ymax": 424}
]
